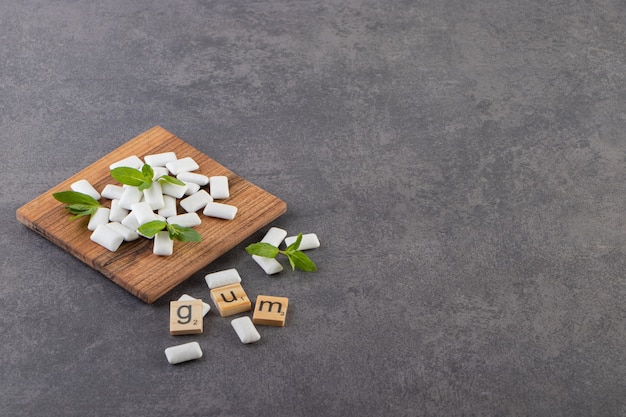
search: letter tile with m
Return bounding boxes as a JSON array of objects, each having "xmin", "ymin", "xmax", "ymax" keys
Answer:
[{"xmin": 253, "ymin": 295, "xmax": 289, "ymax": 327}]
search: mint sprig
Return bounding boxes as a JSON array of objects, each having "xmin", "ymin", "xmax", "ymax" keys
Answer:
[
  {"xmin": 245, "ymin": 233, "xmax": 317, "ymax": 272},
  {"xmin": 110, "ymin": 163, "xmax": 185, "ymax": 191},
  {"xmin": 52, "ymin": 191, "xmax": 102, "ymax": 219},
  {"xmin": 137, "ymin": 220, "xmax": 202, "ymax": 242}
]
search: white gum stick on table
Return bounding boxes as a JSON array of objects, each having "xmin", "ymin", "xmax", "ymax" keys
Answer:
[
  {"xmin": 231, "ymin": 316, "xmax": 261, "ymax": 344},
  {"xmin": 167, "ymin": 213, "xmax": 201, "ymax": 227},
  {"xmin": 151, "ymin": 167, "xmax": 169, "ymax": 181},
  {"xmin": 204, "ymin": 268, "xmax": 242, "ymax": 289},
  {"xmin": 71, "ymin": 179, "xmax": 101, "ymax": 200},
  {"xmin": 107, "ymin": 221, "xmax": 139, "ymax": 241},
  {"xmin": 166, "ymin": 157, "xmax": 199, "ymax": 176},
  {"xmin": 164, "ymin": 342, "xmax": 203, "ymax": 365},
  {"xmin": 183, "ymin": 181, "xmax": 201, "ymax": 196},
  {"xmin": 87, "ymin": 207, "xmax": 110, "ymax": 231},
  {"xmin": 284, "ymin": 233, "xmax": 320, "ymax": 250},
  {"xmin": 161, "ymin": 181, "xmax": 187, "ymax": 199},
  {"xmin": 158, "ymin": 195, "xmax": 177, "ymax": 218},
  {"xmin": 153, "ymin": 231, "xmax": 173, "ymax": 256},
  {"xmin": 252, "ymin": 227, "xmax": 286, "ymax": 275},
  {"xmin": 143, "ymin": 181, "xmax": 165, "ymax": 210},
  {"xmin": 109, "ymin": 199, "xmax": 129, "ymax": 223},
  {"xmin": 90, "ymin": 224, "xmax": 124, "ymax": 252},
  {"xmin": 109, "ymin": 155, "xmax": 143, "ymax": 170},
  {"xmin": 101, "ymin": 184, "xmax": 124, "ymax": 200},
  {"xmin": 144, "ymin": 152, "xmax": 177, "ymax": 167},
  {"xmin": 131, "ymin": 201, "xmax": 158, "ymax": 226},
  {"xmin": 121, "ymin": 212, "xmax": 140, "ymax": 231},
  {"xmin": 202, "ymin": 202, "xmax": 237, "ymax": 220},
  {"xmin": 209, "ymin": 176, "xmax": 229, "ymax": 199},
  {"xmin": 180, "ymin": 190, "xmax": 212, "ymax": 213},
  {"xmin": 177, "ymin": 172, "xmax": 209, "ymax": 186},
  {"xmin": 118, "ymin": 186, "xmax": 143, "ymax": 210}
]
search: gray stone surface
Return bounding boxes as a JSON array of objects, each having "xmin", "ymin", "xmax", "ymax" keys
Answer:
[{"xmin": 2, "ymin": 1, "xmax": 626, "ymax": 416}]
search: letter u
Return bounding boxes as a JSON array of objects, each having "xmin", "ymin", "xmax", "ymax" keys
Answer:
[{"xmin": 220, "ymin": 291, "xmax": 237, "ymax": 303}]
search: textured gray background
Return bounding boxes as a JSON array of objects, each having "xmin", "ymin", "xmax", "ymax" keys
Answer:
[{"xmin": 2, "ymin": 1, "xmax": 626, "ymax": 416}]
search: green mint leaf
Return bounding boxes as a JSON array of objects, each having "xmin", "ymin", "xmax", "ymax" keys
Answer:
[
  {"xmin": 285, "ymin": 232, "xmax": 303, "ymax": 253},
  {"xmin": 166, "ymin": 223, "xmax": 202, "ymax": 242},
  {"xmin": 66, "ymin": 204, "xmax": 100, "ymax": 219},
  {"xmin": 141, "ymin": 163, "xmax": 154, "ymax": 180},
  {"xmin": 245, "ymin": 242, "xmax": 280, "ymax": 258},
  {"xmin": 53, "ymin": 191, "xmax": 101, "ymax": 219},
  {"xmin": 137, "ymin": 179, "xmax": 153, "ymax": 192},
  {"xmin": 158, "ymin": 175, "xmax": 186, "ymax": 186},
  {"xmin": 137, "ymin": 220, "xmax": 167, "ymax": 238},
  {"xmin": 287, "ymin": 250, "xmax": 317, "ymax": 272},
  {"xmin": 110, "ymin": 167, "xmax": 145, "ymax": 187},
  {"xmin": 53, "ymin": 191, "xmax": 100, "ymax": 207}
]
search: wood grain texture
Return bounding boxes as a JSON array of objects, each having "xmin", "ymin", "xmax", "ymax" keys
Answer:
[{"xmin": 16, "ymin": 126, "xmax": 287, "ymax": 303}]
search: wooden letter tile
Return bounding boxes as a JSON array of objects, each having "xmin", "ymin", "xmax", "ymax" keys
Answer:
[
  {"xmin": 170, "ymin": 299, "xmax": 204, "ymax": 335},
  {"xmin": 210, "ymin": 283, "xmax": 251, "ymax": 317},
  {"xmin": 253, "ymin": 295, "xmax": 289, "ymax": 327}
]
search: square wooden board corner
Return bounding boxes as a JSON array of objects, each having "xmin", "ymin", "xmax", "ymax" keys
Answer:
[{"xmin": 16, "ymin": 126, "xmax": 287, "ymax": 303}]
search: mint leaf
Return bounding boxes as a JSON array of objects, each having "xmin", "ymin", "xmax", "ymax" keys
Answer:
[
  {"xmin": 245, "ymin": 242, "xmax": 280, "ymax": 258},
  {"xmin": 137, "ymin": 220, "xmax": 167, "ymax": 238},
  {"xmin": 287, "ymin": 250, "xmax": 317, "ymax": 272},
  {"xmin": 246, "ymin": 231, "xmax": 318, "ymax": 272},
  {"xmin": 66, "ymin": 204, "xmax": 100, "ymax": 218},
  {"xmin": 110, "ymin": 167, "xmax": 145, "ymax": 187},
  {"xmin": 141, "ymin": 163, "xmax": 154, "ymax": 180},
  {"xmin": 158, "ymin": 175, "xmax": 186, "ymax": 186},
  {"xmin": 137, "ymin": 179, "xmax": 154, "ymax": 192},
  {"xmin": 285, "ymin": 232, "xmax": 303, "ymax": 253},
  {"xmin": 53, "ymin": 191, "xmax": 101, "ymax": 219},
  {"xmin": 53, "ymin": 191, "xmax": 100, "ymax": 206},
  {"xmin": 166, "ymin": 223, "xmax": 202, "ymax": 242}
]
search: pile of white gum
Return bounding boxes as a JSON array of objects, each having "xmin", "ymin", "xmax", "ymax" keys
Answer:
[{"xmin": 71, "ymin": 152, "xmax": 236, "ymax": 255}]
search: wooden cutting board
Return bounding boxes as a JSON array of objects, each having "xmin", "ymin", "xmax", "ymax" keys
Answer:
[{"xmin": 16, "ymin": 126, "xmax": 287, "ymax": 304}]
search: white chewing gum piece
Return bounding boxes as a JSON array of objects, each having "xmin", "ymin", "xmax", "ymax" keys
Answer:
[
  {"xmin": 202, "ymin": 202, "xmax": 237, "ymax": 220},
  {"xmin": 144, "ymin": 152, "xmax": 177, "ymax": 167},
  {"xmin": 109, "ymin": 155, "xmax": 143, "ymax": 170},
  {"xmin": 118, "ymin": 186, "xmax": 143, "ymax": 210},
  {"xmin": 180, "ymin": 190, "xmax": 212, "ymax": 213},
  {"xmin": 164, "ymin": 342, "xmax": 203, "ymax": 365},
  {"xmin": 71, "ymin": 179, "xmax": 101, "ymax": 200},
  {"xmin": 131, "ymin": 201, "xmax": 158, "ymax": 226},
  {"xmin": 209, "ymin": 176, "xmax": 229, "ymax": 199},
  {"xmin": 166, "ymin": 157, "xmax": 199, "ymax": 176},
  {"xmin": 87, "ymin": 207, "xmax": 110, "ymax": 231},
  {"xmin": 109, "ymin": 199, "xmax": 129, "ymax": 223},
  {"xmin": 167, "ymin": 212, "xmax": 201, "ymax": 227},
  {"xmin": 231, "ymin": 316, "xmax": 261, "ymax": 344},
  {"xmin": 204, "ymin": 268, "xmax": 242, "ymax": 289},
  {"xmin": 90, "ymin": 224, "xmax": 124, "ymax": 252},
  {"xmin": 177, "ymin": 172, "xmax": 209, "ymax": 186},
  {"xmin": 161, "ymin": 181, "xmax": 188, "ymax": 199},
  {"xmin": 101, "ymin": 184, "xmax": 124, "ymax": 200},
  {"xmin": 252, "ymin": 255, "xmax": 284, "ymax": 275},
  {"xmin": 153, "ymin": 231, "xmax": 173, "ymax": 256},
  {"xmin": 143, "ymin": 181, "xmax": 165, "ymax": 210},
  {"xmin": 284, "ymin": 233, "xmax": 320, "ymax": 250},
  {"xmin": 107, "ymin": 221, "xmax": 139, "ymax": 241},
  {"xmin": 261, "ymin": 227, "xmax": 287, "ymax": 247},
  {"xmin": 158, "ymin": 195, "xmax": 177, "ymax": 218}
]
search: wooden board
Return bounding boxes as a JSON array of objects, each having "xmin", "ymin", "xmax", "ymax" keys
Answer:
[{"xmin": 16, "ymin": 126, "xmax": 287, "ymax": 304}]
